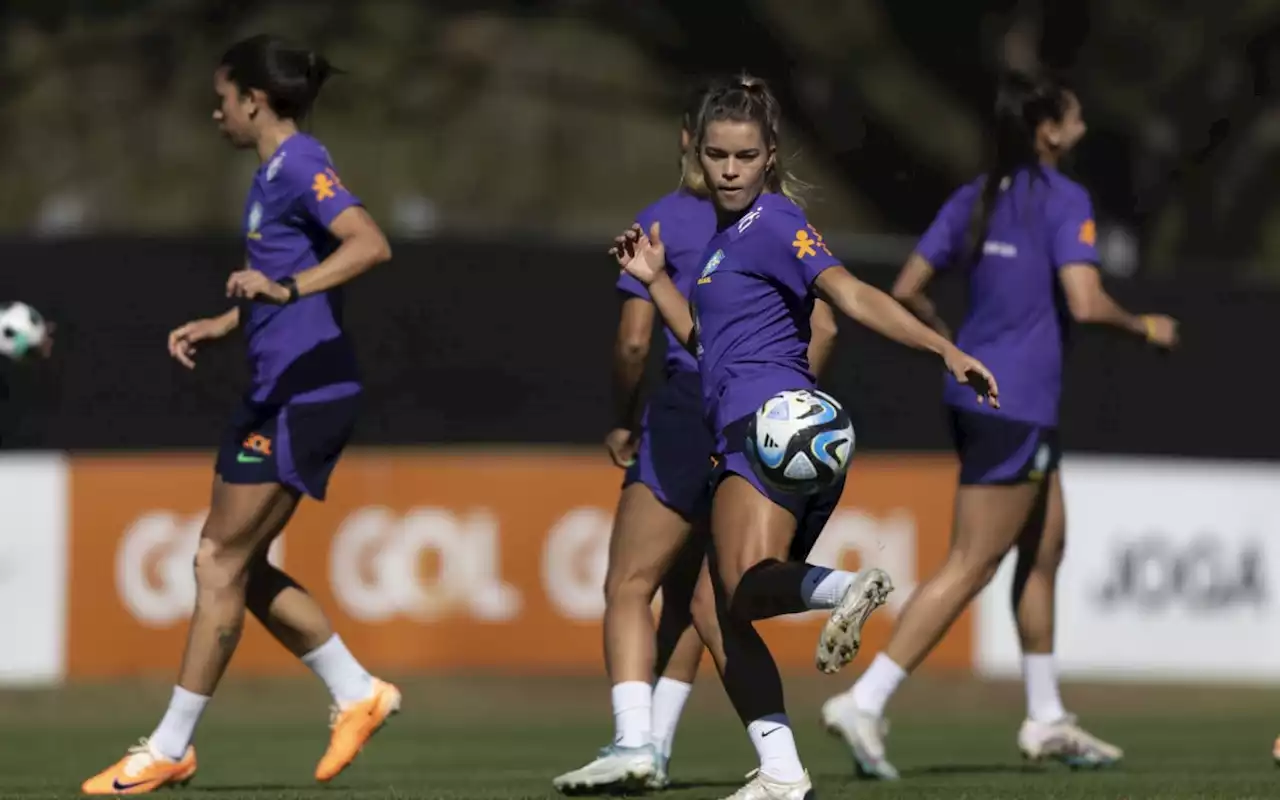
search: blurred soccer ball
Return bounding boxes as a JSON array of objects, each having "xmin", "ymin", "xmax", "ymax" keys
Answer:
[
  {"xmin": 0, "ymin": 302, "xmax": 48, "ymax": 361},
  {"xmin": 746, "ymin": 389, "xmax": 854, "ymax": 495}
]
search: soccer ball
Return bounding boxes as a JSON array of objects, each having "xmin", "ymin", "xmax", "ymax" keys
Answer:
[
  {"xmin": 745, "ymin": 389, "xmax": 854, "ymax": 495},
  {"xmin": 0, "ymin": 302, "xmax": 48, "ymax": 361}
]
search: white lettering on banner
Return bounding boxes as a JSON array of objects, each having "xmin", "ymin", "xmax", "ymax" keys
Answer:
[
  {"xmin": 542, "ymin": 508, "xmax": 613, "ymax": 620},
  {"xmin": 116, "ymin": 511, "xmax": 285, "ymax": 627},
  {"xmin": 976, "ymin": 456, "xmax": 1280, "ymax": 683},
  {"xmin": 329, "ymin": 507, "xmax": 520, "ymax": 623},
  {"xmin": 785, "ymin": 508, "xmax": 918, "ymax": 622}
]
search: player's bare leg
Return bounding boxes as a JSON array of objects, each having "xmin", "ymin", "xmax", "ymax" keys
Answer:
[
  {"xmin": 1013, "ymin": 475, "xmax": 1121, "ymax": 768},
  {"xmin": 554, "ymin": 485, "xmax": 691, "ymax": 795},
  {"xmin": 824, "ymin": 483, "xmax": 1037, "ymax": 781},
  {"xmin": 646, "ymin": 527, "xmax": 714, "ymax": 788},
  {"xmin": 83, "ymin": 479, "xmax": 296, "ymax": 795},
  {"xmin": 708, "ymin": 477, "xmax": 888, "ymax": 800}
]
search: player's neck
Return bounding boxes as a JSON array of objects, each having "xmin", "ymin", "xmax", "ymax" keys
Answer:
[
  {"xmin": 1036, "ymin": 149, "xmax": 1061, "ymax": 170},
  {"xmin": 256, "ymin": 123, "xmax": 301, "ymax": 163},
  {"xmin": 715, "ymin": 190, "xmax": 765, "ymax": 230}
]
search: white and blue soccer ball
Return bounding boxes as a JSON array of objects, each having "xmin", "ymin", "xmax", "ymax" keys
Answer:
[
  {"xmin": 746, "ymin": 389, "xmax": 855, "ymax": 495},
  {"xmin": 0, "ymin": 301, "xmax": 48, "ymax": 361}
]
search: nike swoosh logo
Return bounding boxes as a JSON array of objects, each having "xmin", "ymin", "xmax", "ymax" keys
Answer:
[
  {"xmin": 761, "ymin": 726, "xmax": 784, "ymax": 737},
  {"xmin": 236, "ymin": 453, "xmax": 264, "ymax": 464},
  {"xmin": 112, "ymin": 778, "xmax": 153, "ymax": 791}
]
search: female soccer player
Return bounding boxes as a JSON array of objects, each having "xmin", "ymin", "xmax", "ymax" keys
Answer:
[
  {"xmin": 821, "ymin": 70, "xmax": 1178, "ymax": 780},
  {"xmin": 82, "ymin": 35, "xmax": 397, "ymax": 795},
  {"xmin": 554, "ymin": 79, "xmax": 840, "ymax": 795},
  {"xmin": 617, "ymin": 75, "xmax": 998, "ymax": 800}
]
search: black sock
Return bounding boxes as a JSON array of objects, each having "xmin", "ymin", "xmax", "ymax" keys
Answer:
[{"xmin": 729, "ymin": 558, "xmax": 811, "ymax": 621}]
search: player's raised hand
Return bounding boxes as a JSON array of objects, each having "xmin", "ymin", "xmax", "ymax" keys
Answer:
[
  {"xmin": 944, "ymin": 347, "xmax": 1000, "ymax": 408},
  {"xmin": 610, "ymin": 222, "xmax": 666, "ymax": 285}
]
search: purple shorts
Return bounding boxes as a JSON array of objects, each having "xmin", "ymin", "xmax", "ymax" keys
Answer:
[
  {"xmin": 948, "ymin": 406, "xmax": 1061, "ymax": 486},
  {"xmin": 622, "ymin": 372, "xmax": 715, "ymax": 520},
  {"xmin": 215, "ymin": 391, "xmax": 360, "ymax": 500},
  {"xmin": 712, "ymin": 414, "xmax": 845, "ymax": 560}
]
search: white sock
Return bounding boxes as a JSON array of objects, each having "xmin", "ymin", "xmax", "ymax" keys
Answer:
[
  {"xmin": 301, "ymin": 634, "xmax": 375, "ymax": 706},
  {"xmin": 800, "ymin": 566, "xmax": 856, "ymax": 609},
  {"xmin": 149, "ymin": 686, "xmax": 210, "ymax": 760},
  {"xmin": 611, "ymin": 681, "xmax": 652, "ymax": 748},
  {"xmin": 850, "ymin": 653, "xmax": 907, "ymax": 718},
  {"xmin": 746, "ymin": 714, "xmax": 805, "ymax": 783},
  {"xmin": 651, "ymin": 678, "xmax": 693, "ymax": 759},
  {"xmin": 1023, "ymin": 653, "xmax": 1067, "ymax": 723}
]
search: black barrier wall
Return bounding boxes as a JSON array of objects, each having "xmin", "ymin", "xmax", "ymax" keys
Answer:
[{"xmin": 0, "ymin": 236, "xmax": 1274, "ymax": 459}]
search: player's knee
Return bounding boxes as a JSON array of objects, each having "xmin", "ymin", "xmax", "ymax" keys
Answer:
[
  {"xmin": 192, "ymin": 537, "xmax": 251, "ymax": 594},
  {"xmin": 604, "ymin": 561, "xmax": 660, "ymax": 608},
  {"xmin": 947, "ymin": 547, "xmax": 1004, "ymax": 593}
]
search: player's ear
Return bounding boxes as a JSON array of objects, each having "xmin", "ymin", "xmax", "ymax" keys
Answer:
[{"xmin": 246, "ymin": 88, "xmax": 270, "ymax": 119}]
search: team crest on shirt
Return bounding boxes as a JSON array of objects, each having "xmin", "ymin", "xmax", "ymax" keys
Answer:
[
  {"xmin": 247, "ymin": 201, "xmax": 263, "ymax": 240},
  {"xmin": 698, "ymin": 249, "xmax": 725, "ymax": 285},
  {"xmin": 266, "ymin": 152, "xmax": 286, "ymax": 182}
]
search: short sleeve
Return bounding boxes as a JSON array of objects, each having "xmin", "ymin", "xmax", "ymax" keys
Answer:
[
  {"xmin": 781, "ymin": 220, "xmax": 843, "ymax": 287},
  {"xmin": 284, "ymin": 151, "xmax": 362, "ymax": 229},
  {"xmin": 616, "ymin": 206, "xmax": 659, "ymax": 301},
  {"xmin": 916, "ymin": 184, "xmax": 977, "ymax": 271},
  {"xmin": 1051, "ymin": 187, "xmax": 1100, "ymax": 269}
]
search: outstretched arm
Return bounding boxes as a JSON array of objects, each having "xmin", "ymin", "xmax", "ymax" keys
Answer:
[
  {"xmin": 1058, "ymin": 264, "xmax": 1178, "ymax": 347},
  {"xmin": 815, "ymin": 265, "xmax": 999, "ymax": 406}
]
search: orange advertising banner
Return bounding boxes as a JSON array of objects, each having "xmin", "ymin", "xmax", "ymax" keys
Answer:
[{"xmin": 66, "ymin": 450, "xmax": 966, "ymax": 678}]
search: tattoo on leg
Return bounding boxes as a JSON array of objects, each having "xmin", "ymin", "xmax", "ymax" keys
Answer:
[{"xmin": 216, "ymin": 626, "xmax": 242, "ymax": 656}]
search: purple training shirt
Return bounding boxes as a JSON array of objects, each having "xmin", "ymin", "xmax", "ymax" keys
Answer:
[
  {"xmin": 916, "ymin": 165, "xmax": 1100, "ymax": 427},
  {"xmin": 689, "ymin": 193, "xmax": 842, "ymax": 449},
  {"xmin": 241, "ymin": 133, "xmax": 362, "ymax": 404},
  {"xmin": 616, "ymin": 189, "xmax": 718, "ymax": 377}
]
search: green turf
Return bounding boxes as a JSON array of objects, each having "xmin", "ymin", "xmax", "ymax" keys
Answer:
[{"xmin": 2, "ymin": 673, "xmax": 1278, "ymax": 799}]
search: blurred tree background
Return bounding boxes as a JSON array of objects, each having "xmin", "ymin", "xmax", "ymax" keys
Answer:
[{"xmin": 2, "ymin": 0, "xmax": 1279, "ymax": 281}]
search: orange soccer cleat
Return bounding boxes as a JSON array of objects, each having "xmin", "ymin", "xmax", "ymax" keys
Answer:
[
  {"xmin": 81, "ymin": 738, "xmax": 196, "ymax": 795},
  {"xmin": 315, "ymin": 678, "xmax": 402, "ymax": 782}
]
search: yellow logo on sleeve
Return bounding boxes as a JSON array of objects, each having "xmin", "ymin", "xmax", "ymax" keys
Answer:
[
  {"xmin": 793, "ymin": 225, "xmax": 833, "ymax": 258},
  {"xmin": 311, "ymin": 168, "xmax": 346, "ymax": 202},
  {"xmin": 1078, "ymin": 219, "xmax": 1096, "ymax": 246}
]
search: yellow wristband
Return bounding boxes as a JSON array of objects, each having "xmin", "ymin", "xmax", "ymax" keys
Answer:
[{"xmin": 1142, "ymin": 315, "xmax": 1156, "ymax": 342}]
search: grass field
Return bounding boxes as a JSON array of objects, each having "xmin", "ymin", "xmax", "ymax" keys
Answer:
[{"xmin": 2, "ymin": 673, "xmax": 1278, "ymax": 799}]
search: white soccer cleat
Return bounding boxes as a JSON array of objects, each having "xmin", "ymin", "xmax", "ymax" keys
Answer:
[
  {"xmin": 552, "ymin": 743, "xmax": 658, "ymax": 795},
  {"xmin": 720, "ymin": 768, "xmax": 814, "ymax": 800},
  {"xmin": 815, "ymin": 569, "xmax": 893, "ymax": 674},
  {"xmin": 646, "ymin": 752, "xmax": 670, "ymax": 790},
  {"xmin": 820, "ymin": 692, "xmax": 899, "ymax": 781},
  {"xmin": 1018, "ymin": 714, "xmax": 1123, "ymax": 768}
]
